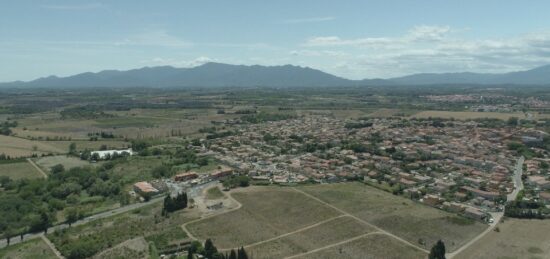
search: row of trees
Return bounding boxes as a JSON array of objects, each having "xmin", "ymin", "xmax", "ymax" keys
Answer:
[
  {"xmin": 187, "ymin": 239, "xmax": 249, "ymax": 259},
  {"xmin": 162, "ymin": 192, "xmax": 188, "ymax": 214}
]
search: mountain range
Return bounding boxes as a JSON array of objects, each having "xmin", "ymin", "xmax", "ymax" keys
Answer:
[{"xmin": 2, "ymin": 62, "xmax": 550, "ymax": 88}]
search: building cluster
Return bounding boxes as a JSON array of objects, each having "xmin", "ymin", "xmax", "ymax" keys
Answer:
[{"xmin": 199, "ymin": 116, "xmax": 549, "ymax": 221}]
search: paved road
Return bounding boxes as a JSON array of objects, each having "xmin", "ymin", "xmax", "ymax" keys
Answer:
[
  {"xmin": 447, "ymin": 156, "xmax": 524, "ymax": 258},
  {"xmin": 507, "ymin": 156, "xmax": 525, "ymax": 202},
  {"xmin": 0, "ymin": 180, "xmax": 218, "ymax": 249}
]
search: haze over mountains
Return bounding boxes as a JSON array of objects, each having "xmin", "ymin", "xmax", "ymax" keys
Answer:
[{"xmin": 2, "ymin": 62, "xmax": 550, "ymax": 88}]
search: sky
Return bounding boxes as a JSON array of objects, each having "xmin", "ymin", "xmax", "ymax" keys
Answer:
[{"xmin": 2, "ymin": 0, "xmax": 550, "ymax": 82}]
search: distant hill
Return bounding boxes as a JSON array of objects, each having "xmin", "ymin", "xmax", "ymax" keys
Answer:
[
  {"xmin": 388, "ymin": 65, "xmax": 550, "ymax": 85},
  {"xmin": 1, "ymin": 62, "xmax": 550, "ymax": 88}
]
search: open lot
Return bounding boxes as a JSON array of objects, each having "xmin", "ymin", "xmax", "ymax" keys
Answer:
[
  {"xmin": 187, "ymin": 187, "xmax": 342, "ymax": 248},
  {"xmin": 295, "ymin": 233, "xmax": 427, "ymax": 259},
  {"xmin": 0, "ymin": 161, "xmax": 44, "ymax": 180},
  {"xmin": 0, "ymin": 238, "xmax": 58, "ymax": 259},
  {"xmin": 298, "ymin": 183, "xmax": 487, "ymax": 252},
  {"xmin": 456, "ymin": 218, "xmax": 550, "ymax": 259}
]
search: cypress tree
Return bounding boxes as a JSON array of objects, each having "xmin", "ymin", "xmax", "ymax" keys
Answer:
[{"xmin": 428, "ymin": 240, "xmax": 446, "ymax": 259}]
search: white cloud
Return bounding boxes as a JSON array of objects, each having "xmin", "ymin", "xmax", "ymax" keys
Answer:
[
  {"xmin": 300, "ymin": 26, "xmax": 550, "ymax": 78},
  {"xmin": 281, "ymin": 16, "xmax": 335, "ymax": 24},
  {"xmin": 140, "ymin": 56, "xmax": 216, "ymax": 67}
]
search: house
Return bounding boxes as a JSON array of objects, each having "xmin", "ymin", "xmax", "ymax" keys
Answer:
[
  {"xmin": 463, "ymin": 206, "xmax": 486, "ymax": 220},
  {"xmin": 210, "ymin": 166, "xmax": 233, "ymax": 180},
  {"xmin": 133, "ymin": 181, "xmax": 159, "ymax": 197},
  {"xmin": 174, "ymin": 172, "xmax": 199, "ymax": 182}
]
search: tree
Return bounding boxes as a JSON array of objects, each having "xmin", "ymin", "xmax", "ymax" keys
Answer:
[
  {"xmin": 204, "ymin": 239, "xmax": 218, "ymax": 259},
  {"xmin": 68, "ymin": 142, "xmax": 77, "ymax": 155},
  {"xmin": 66, "ymin": 208, "xmax": 80, "ymax": 227},
  {"xmin": 229, "ymin": 249, "xmax": 237, "ymax": 259},
  {"xmin": 51, "ymin": 164, "xmax": 65, "ymax": 174},
  {"xmin": 429, "ymin": 240, "xmax": 446, "ymax": 259},
  {"xmin": 237, "ymin": 246, "xmax": 248, "ymax": 259}
]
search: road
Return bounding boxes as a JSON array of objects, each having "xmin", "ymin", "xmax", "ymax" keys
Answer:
[
  {"xmin": 447, "ymin": 156, "xmax": 524, "ymax": 258},
  {"xmin": 507, "ymin": 156, "xmax": 525, "ymax": 202},
  {"xmin": 0, "ymin": 180, "xmax": 218, "ymax": 249}
]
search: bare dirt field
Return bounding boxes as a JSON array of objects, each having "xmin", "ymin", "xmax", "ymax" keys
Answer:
[
  {"xmin": 456, "ymin": 218, "xmax": 550, "ymax": 259},
  {"xmin": 0, "ymin": 161, "xmax": 44, "ymax": 180},
  {"xmin": 294, "ymin": 233, "xmax": 427, "ymax": 259},
  {"xmin": 187, "ymin": 187, "xmax": 342, "ymax": 248},
  {"xmin": 411, "ymin": 111, "xmax": 527, "ymax": 120},
  {"xmin": 298, "ymin": 183, "xmax": 487, "ymax": 252}
]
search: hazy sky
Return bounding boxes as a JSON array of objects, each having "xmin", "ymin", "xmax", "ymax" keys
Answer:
[{"xmin": 2, "ymin": 0, "xmax": 550, "ymax": 81}]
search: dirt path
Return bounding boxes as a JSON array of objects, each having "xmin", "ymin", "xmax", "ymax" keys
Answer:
[
  {"xmin": 221, "ymin": 215, "xmax": 348, "ymax": 251},
  {"xmin": 283, "ymin": 232, "xmax": 382, "ymax": 259},
  {"xmin": 291, "ymin": 188, "xmax": 429, "ymax": 254},
  {"xmin": 41, "ymin": 234, "xmax": 64, "ymax": 259},
  {"xmin": 27, "ymin": 158, "xmax": 48, "ymax": 178}
]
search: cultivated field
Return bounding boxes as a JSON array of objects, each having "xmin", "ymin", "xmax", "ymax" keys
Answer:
[
  {"xmin": 411, "ymin": 110, "xmax": 528, "ymax": 120},
  {"xmin": 187, "ymin": 187, "xmax": 342, "ymax": 248},
  {"xmin": 0, "ymin": 161, "xmax": 44, "ymax": 180},
  {"xmin": 0, "ymin": 135, "xmax": 65, "ymax": 157},
  {"xmin": 0, "ymin": 238, "xmax": 58, "ymax": 259},
  {"xmin": 246, "ymin": 216, "xmax": 375, "ymax": 259},
  {"xmin": 295, "ymin": 233, "xmax": 427, "ymax": 259},
  {"xmin": 297, "ymin": 183, "xmax": 487, "ymax": 252},
  {"xmin": 456, "ymin": 218, "xmax": 550, "ymax": 259}
]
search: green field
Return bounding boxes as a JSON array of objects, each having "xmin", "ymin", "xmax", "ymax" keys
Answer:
[
  {"xmin": 0, "ymin": 238, "xmax": 58, "ymax": 259},
  {"xmin": 34, "ymin": 155, "xmax": 93, "ymax": 171},
  {"xmin": 0, "ymin": 161, "xmax": 43, "ymax": 180}
]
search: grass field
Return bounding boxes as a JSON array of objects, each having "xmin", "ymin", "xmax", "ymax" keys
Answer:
[
  {"xmin": 205, "ymin": 186, "xmax": 225, "ymax": 200},
  {"xmin": 295, "ymin": 233, "xmax": 427, "ymax": 259},
  {"xmin": 34, "ymin": 155, "xmax": 92, "ymax": 171},
  {"xmin": 0, "ymin": 238, "xmax": 58, "ymax": 259},
  {"xmin": 298, "ymin": 183, "xmax": 487, "ymax": 252},
  {"xmin": 187, "ymin": 187, "xmax": 342, "ymax": 248},
  {"xmin": 411, "ymin": 111, "xmax": 528, "ymax": 120},
  {"xmin": 93, "ymin": 237, "xmax": 149, "ymax": 259},
  {"xmin": 456, "ymin": 218, "xmax": 550, "ymax": 259},
  {"xmin": 0, "ymin": 161, "xmax": 44, "ymax": 180}
]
